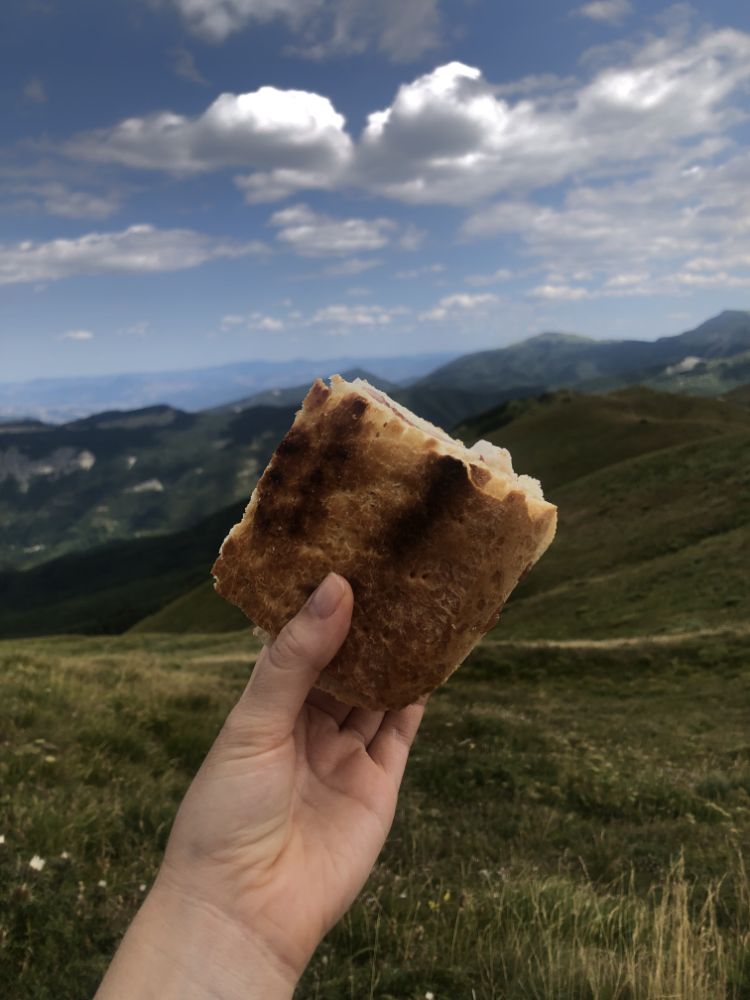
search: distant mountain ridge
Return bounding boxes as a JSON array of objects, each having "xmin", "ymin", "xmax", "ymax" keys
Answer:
[
  {"xmin": 417, "ymin": 311, "xmax": 750, "ymax": 394},
  {"xmin": 0, "ymin": 352, "xmax": 458, "ymax": 424},
  {"xmin": 3, "ymin": 384, "xmax": 749, "ymax": 639}
]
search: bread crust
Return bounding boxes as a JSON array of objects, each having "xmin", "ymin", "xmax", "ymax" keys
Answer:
[{"xmin": 212, "ymin": 378, "xmax": 557, "ymax": 709}]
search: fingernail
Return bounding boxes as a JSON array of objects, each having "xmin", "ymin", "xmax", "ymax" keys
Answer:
[{"xmin": 307, "ymin": 573, "xmax": 345, "ymax": 619}]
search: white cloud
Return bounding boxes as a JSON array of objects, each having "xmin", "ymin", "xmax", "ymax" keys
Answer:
[
  {"xmin": 221, "ymin": 310, "xmax": 284, "ymax": 331},
  {"xmin": 309, "ymin": 303, "xmax": 408, "ymax": 331},
  {"xmin": 0, "ymin": 224, "xmax": 265, "ymax": 285},
  {"xmin": 23, "ymin": 77, "xmax": 46, "ymax": 103},
  {"xmin": 6, "ymin": 182, "xmax": 122, "ymax": 220},
  {"xmin": 395, "ymin": 263, "xmax": 445, "ymax": 279},
  {"xmin": 269, "ymin": 203, "xmax": 396, "ymax": 256},
  {"xmin": 398, "ymin": 223, "xmax": 426, "ymax": 251},
  {"xmin": 321, "ymin": 257, "xmax": 383, "ymax": 276},
  {"xmin": 62, "ymin": 27, "xmax": 750, "ymax": 214},
  {"xmin": 67, "ymin": 86, "xmax": 352, "ymax": 182},
  {"xmin": 463, "ymin": 147, "xmax": 750, "ymax": 297},
  {"xmin": 530, "ymin": 283, "xmax": 590, "ymax": 301},
  {"xmin": 356, "ymin": 33, "xmax": 750, "ymax": 203},
  {"xmin": 166, "ymin": 0, "xmax": 441, "ymax": 60},
  {"xmin": 169, "ymin": 45, "xmax": 208, "ymax": 84},
  {"xmin": 421, "ymin": 292, "xmax": 500, "ymax": 322},
  {"xmin": 466, "ymin": 268, "xmax": 513, "ymax": 286},
  {"xmin": 576, "ymin": 0, "xmax": 633, "ymax": 25},
  {"xmin": 252, "ymin": 314, "xmax": 284, "ymax": 330},
  {"xmin": 59, "ymin": 329, "xmax": 94, "ymax": 341},
  {"xmin": 121, "ymin": 320, "xmax": 150, "ymax": 336}
]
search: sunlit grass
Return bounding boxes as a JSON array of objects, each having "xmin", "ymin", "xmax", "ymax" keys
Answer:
[{"xmin": 1, "ymin": 631, "xmax": 749, "ymax": 998}]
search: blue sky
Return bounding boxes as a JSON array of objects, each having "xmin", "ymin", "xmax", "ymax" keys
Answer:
[{"xmin": 2, "ymin": 0, "xmax": 750, "ymax": 381}]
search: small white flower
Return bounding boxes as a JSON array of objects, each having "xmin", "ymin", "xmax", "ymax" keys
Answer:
[
  {"xmin": 0, "ymin": 834, "xmax": 5, "ymax": 845},
  {"xmin": 97, "ymin": 879, "xmax": 107, "ymax": 888},
  {"xmin": 60, "ymin": 851, "xmax": 70, "ymax": 859},
  {"xmin": 139, "ymin": 883, "xmax": 147, "ymax": 892},
  {"xmin": 29, "ymin": 855, "xmax": 45, "ymax": 872},
  {"xmin": 425, "ymin": 993, "xmax": 435, "ymax": 999}
]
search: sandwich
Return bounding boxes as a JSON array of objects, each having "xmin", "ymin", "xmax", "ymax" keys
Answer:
[{"xmin": 212, "ymin": 375, "xmax": 557, "ymax": 710}]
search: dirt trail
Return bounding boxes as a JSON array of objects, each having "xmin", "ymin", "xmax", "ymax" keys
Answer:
[{"xmin": 484, "ymin": 624, "xmax": 750, "ymax": 651}]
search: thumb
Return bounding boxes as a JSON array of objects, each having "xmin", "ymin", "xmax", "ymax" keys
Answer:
[{"xmin": 233, "ymin": 573, "xmax": 353, "ymax": 748}]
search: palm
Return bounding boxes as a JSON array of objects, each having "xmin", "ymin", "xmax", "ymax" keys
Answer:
[{"xmin": 167, "ymin": 688, "xmax": 419, "ymax": 975}]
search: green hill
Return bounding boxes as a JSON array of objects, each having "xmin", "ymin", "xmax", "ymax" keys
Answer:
[
  {"xmin": 419, "ymin": 310, "xmax": 750, "ymax": 394},
  {"xmin": 0, "ymin": 502, "xmax": 245, "ymax": 637},
  {"xmin": 455, "ymin": 386, "xmax": 750, "ymax": 490},
  {"xmin": 4, "ymin": 384, "xmax": 749, "ymax": 640},
  {"xmin": 726, "ymin": 382, "xmax": 750, "ymax": 406},
  {"xmin": 0, "ymin": 402, "xmax": 295, "ymax": 571},
  {"xmin": 135, "ymin": 387, "xmax": 750, "ymax": 641},
  {"xmin": 130, "ymin": 579, "xmax": 248, "ymax": 634}
]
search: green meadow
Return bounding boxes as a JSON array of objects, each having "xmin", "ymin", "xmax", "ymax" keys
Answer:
[
  {"xmin": 1, "ymin": 630, "xmax": 749, "ymax": 998},
  {"xmin": 2, "ymin": 382, "xmax": 750, "ymax": 996}
]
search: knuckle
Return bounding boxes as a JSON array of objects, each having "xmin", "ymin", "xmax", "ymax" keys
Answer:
[
  {"xmin": 269, "ymin": 619, "xmax": 310, "ymax": 669},
  {"xmin": 390, "ymin": 722, "xmax": 413, "ymax": 749}
]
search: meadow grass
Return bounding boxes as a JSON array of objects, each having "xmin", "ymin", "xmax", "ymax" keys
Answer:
[{"xmin": 1, "ymin": 631, "xmax": 749, "ymax": 998}]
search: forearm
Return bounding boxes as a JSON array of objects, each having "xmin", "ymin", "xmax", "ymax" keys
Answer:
[{"xmin": 95, "ymin": 879, "xmax": 296, "ymax": 1000}]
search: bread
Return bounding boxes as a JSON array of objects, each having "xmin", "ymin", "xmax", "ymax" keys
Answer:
[{"xmin": 212, "ymin": 375, "xmax": 557, "ymax": 710}]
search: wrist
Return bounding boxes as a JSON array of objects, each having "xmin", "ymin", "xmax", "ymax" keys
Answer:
[{"xmin": 96, "ymin": 876, "xmax": 297, "ymax": 1000}]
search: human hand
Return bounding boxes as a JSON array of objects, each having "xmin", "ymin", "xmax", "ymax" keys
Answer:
[{"xmin": 96, "ymin": 573, "xmax": 426, "ymax": 999}]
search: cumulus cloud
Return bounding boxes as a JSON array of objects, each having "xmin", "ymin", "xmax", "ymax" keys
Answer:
[
  {"xmin": 356, "ymin": 33, "xmax": 750, "ymax": 202},
  {"xmin": 463, "ymin": 147, "xmax": 750, "ymax": 296},
  {"xmin": 67, "ymin": 86, "xmax": 352, "ymax": 183},
  {"xmin": 5, "ymin": 182, "xmax": 122, "ymax": 219},
  {"xmin": 169, "ymin": 45, "xmax": 208, "ymax": 84},
  {"xmin": 395, "ymin": 263, "xmax": 445, "ymax": 279},
  {"xmin": 420, "ymin": 292, "xmax": 500, "ymax": 322},
  {"xmin": 0, "ymin": 224, "xmax": 265, "ymax": 285},
  {"xmin": 576, "ymin": 0, "xmax": 633, "ymax": 25},
  {"xmin": 268, "ymin": 202, "xmax": 396, "ymax": 256},
  {"xmin": 530, "ymin": 283, "xmax": 590, "ymax": 301},
  {"xmin": 466, "ymin": 267, "xmax": 513, "ymax": 286},
  {"xmin": 309, "ymin": 303, "xmax": 408, "ymax": 330},
  {"xmin": 321, "ymin": 257, "xmax": 383, "ymax": 276},
  {"xmin": 165, "ymin": 0, "xmax": 441, "ymax": 60},
  {"xmin": 222, "ymin": 310, "xmax": 284, "ymax": 331},
  {"xmin": 59, "ymin": 329, "xmax": 94, "ymax": 341},
  {"xmin": 62, "ymin": 27, "xmax": 750, "ymax": 213}
]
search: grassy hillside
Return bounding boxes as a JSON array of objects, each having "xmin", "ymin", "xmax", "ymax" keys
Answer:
[
  {"xmin": 4, "ymin": 385, "xmax": 749, "ymax": 641},
  {"xmin": 726, "ymin": 383, "xmax": 750, "ymax": 405},
  {"xmin": 2, "ymin": 631, "xmax": 748, "ymax": 998},
  {"xmin": 141, "ymin": 387, "xmax": 750, "ymax": 641},
  {"xmin": 130, "ymin": 579, "xmax": 249, "ymax": 634},
  {"xmin": 0, "ymin": 502, "xmax": 245, "ymax": 637},
  {"xmin": 454, "ymin": 386, "xmax": 750, "ymax": 491},
  {"xmin": 0, "ymin": 403, "xmax": 295, "ymax": 571},
  {"xmin": 419, "ymin": 310, "xmax": 750, "ymax": 394}
]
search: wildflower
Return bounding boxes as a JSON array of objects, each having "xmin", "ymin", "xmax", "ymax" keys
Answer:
[
  {"xmin": 29, "ymin": 855, "xmax": 45, "ymax": 872},
  {"xmin": 139, "ymin": 883, "xmax": 147, "ymax": 892},
  {"xmin": 0, "ymin": 834, "xmax": 5, "ymax": 845},
  {"xmin": 44, "ymin": 755, "xmax": 56, "ymax": 763},
  {"xmin": 98, "ymin": 879, "xmax": 107, "ymax": 888},
  {"xmin": 60, "ymin": 851, "xmax": 70, "ymax": 860},
  {"xmin": 426, "ymin": 993, "xmax": 435, "ymax": 999}
]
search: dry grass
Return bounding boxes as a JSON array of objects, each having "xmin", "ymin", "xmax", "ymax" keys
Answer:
[{"xmin": 1, "ymin": 631, "xmax": 749, "ymax": 999}]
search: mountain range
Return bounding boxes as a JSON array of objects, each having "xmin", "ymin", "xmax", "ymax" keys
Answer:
[
  {"xmin": 0, "ymin": 352, "xmax": 457, "ymax": 424},
  {"xmin": 2, "ymin": 383, "xmax": 748, "ymax": 639},
  {"xmin": 1, "ymin": 309, "xmax": 749, "ymax": 580}
]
